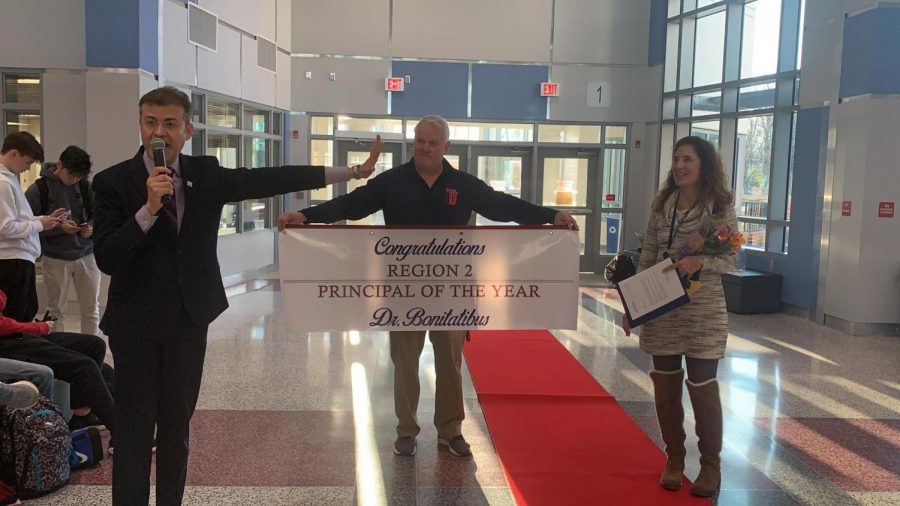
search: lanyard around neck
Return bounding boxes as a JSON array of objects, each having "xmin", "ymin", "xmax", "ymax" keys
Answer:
[{"xmin": 667, "ymin": 191, "xmax": 699, "ymax": 250}]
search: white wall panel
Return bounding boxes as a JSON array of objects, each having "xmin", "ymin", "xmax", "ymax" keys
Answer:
[
  {"xmin": 42, "ymin": 71, "xmax": 87, "ymax": 163},
  {"xmin": 548, "ymin": 65, "xmax": 657, "ymax": 122},
  {"xmin": 0, "ymin": 0, "xmax": 85, "ymax": 69},
  {"xmin": 291, "ymin": 57, "xmax": 388, "ymax": 114},
  {"xmin": 163, "ymin": 0, "xmax": 197, "ymax": 86},
  {"xmin": 241, "ymin": 35, "xmax": 276, "ymax": 107},
  {"xmin": 393, "ymin": 0, "xmax": 551, "ymax": 62},
  {"xmin": 85, "ymin": 71, "xmax": 142, "ymax": 174},
  {"xmin": 258, "ymin": 0, "xmax": 277, "ymax": 43},
  {"xmin": 200, "ymin": 0, "xmax": 256, "ymax": 38},
  {"xmin": 276, "ymin": 51, "xmax": 291, "ymax": 110},
  {"xmin": 292, "ymin": 0, "xmax": 390, "ymax": 56},
  {"xmin": 553, "ymin": 0, "xmax": 650, "ymax": 65},
  {"xmin": 197, "ymin": 25, "xmax": 241, "ymax": 98},
  {"xmin": 277, "ymin": 0, "xmax": 292, "ymax": 51},
  {"xmin": 824, "ymin": 98, "xmax": 900, "ymax": 324}
]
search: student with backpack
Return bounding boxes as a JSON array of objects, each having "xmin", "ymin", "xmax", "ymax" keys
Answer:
[{"xmin": 25, "ymin": 146, "xmax": 100, "ymax": 336}]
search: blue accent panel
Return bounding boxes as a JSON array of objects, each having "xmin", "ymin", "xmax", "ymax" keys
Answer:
[
  {"xmin": 390, "ymin": 61, "xmax": 468, "ymax": 119},
  {"xmin": 841, "ymin": 7, "xmax": 900, "ymax": 98},
  {"xmin": 471, "ymin": 64, "xmax": 548, "ymax": 121},
  {"xmin": 649, "ymin": 0, "xmax": 667, "ymax": 66},
  {"xmin": 139, "ymin": 0, "xmax": 159, "ymax": 75},
  {"xmin": 86, "ymin": 0, "xmax": 157, "ymax": 73},
  {"xmin": 742, "ymin": 107, "xmax": 829, "ymax": 311}
]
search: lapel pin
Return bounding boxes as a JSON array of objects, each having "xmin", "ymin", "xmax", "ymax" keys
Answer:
[{"xmin": 187, "ymin": 181, "xmax": 193, "ymax": 188}]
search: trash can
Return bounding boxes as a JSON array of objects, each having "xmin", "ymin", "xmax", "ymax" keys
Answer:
[{"xmin": 721, "ymin": 270, "xmax": 782, "ymax": 314}]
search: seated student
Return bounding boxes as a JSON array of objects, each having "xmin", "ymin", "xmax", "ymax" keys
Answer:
[{"xmin": 0, "ymin": 288, "xmax": 114, "ymax": 440}]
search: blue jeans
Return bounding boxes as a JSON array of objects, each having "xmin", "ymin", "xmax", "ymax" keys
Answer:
[{"xmin": 0, "ymin": 357, "xmax": 54, "ymax": 398}]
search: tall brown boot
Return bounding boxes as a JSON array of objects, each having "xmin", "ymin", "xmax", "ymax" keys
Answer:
[
  {"xmin": 650, "ymin": 369, "xmax": 686, "ymax": 490},
  {"xmin": 686, "ymin": 378, "xmax": 723, "ymax": 498}
]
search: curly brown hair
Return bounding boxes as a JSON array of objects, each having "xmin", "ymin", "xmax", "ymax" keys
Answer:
[{"xmin": 652, "ymin": 136, "xmax": 733, "ymax": 215}]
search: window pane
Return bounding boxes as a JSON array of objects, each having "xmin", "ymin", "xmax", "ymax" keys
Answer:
[
  {"xmin": 741, "ymin": 0, "xmax": 782, "ymax": 78},
  {"xmin": 272, "ymin": 139, "xmax": 282, "ymax": 166},
  {"xmin": 476, "ymin": 156, "xmax": 523, "ymax": 225},
  {"xmin": 663, "ymin": 97, "xmax": 676, "ymax": 119},
  {"xmin": 309, "ymin": 140, "xmax": 333, "ymax": 201},
  {"xmin": 538, "ymin": 124, "xmax": 601, "ymax": 143},
  {"xmin": 602, "ymin": 150, "xmax": 626, "ymax": 208},
  {"xmin": 208, "ymin": 133, "xmax": 241, "ymax": 235},
  {"xmin": 693, "ymin": 11, "xmax": 726, "ymax": 86},
  {"xmin": 735, "ymin": 115, "xmax": 773, "ymax": 221},
  {"xmin": 191, "ymin": 93, "xmax": 205, "ymax": 124},
  {"xmin": 739, "ymin": 221, "xmax": 766, "ymax": 249},
  {"xmin": 6, "ymin": 112, "xmax": 42, "ymax": 188},
  {"xmin": 208, "ymin": 100, "xmax": 240, "ymax": 129},
  {"xmin": 691, "ymin": 120, "xmax": 720, "ymax": 146},
  {"xmin": 605, "ymin": 126, "xmax": 627, "ymax": 144},
  {"xmin": 273, "ymin": 112, "xmax": 282, "ymax": 136},
  {"xmin": 542, "ymin": 158, "xmax": 588, "ymax": 207},
  {"xmin": 337, "ymin": 116, "xmax": 401, "ymax": 135},
  {"xmin": 786, "ymin": 111, "xmax": 797, "ymax": 221},
  {"xmin": 241, "ymin": 138, "xmax": 271, "ymax": 231},
  {"xmin": 243, "ymin": 108, "xmax": 268, "ymax": 133},
  {"xmin": 346, "ymin": 150, "xmax": 393, "ymax": 225},
  {"xmin": 692, "ymin": 91, "xmax": 721, "ymax": 116},
  {"xmin": 660, "ymin": 124, "xmax": 675, "ymax": 186},
  {"xmin": 311, "ymin": 116, "xmax": 333, "ymax": 135},
  {"xmin": 192, "ymin": 129, "xmax": 205, "ymax": 156},
  {"xmin": 668, "ymin": 0, "xmax": 681, "ymax": 17},
  {"xmin": 4, "ymin": 74, "xmax": 41, "ymax": 103},
  {"xmin": 449, "ymin": 122, "xmax": 533, "ymax": 142},
  {"xmin": 738, "ymin": 82, "xmax": 776, "ymax": 111},
  {"xmin": 698, "ymin": 0, "xmax": 720, "ymax": 7},
  {"xmin": 664, "ymin": 22, "xmax": 680, "ymax": 92}
]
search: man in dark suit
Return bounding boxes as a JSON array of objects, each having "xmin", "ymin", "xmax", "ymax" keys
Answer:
[{"xmin": 92, "ymin": 86, "xmax": 381, "ymax": 505}]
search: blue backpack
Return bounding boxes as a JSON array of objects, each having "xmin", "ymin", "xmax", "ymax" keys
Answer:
[{"xmin": 0, "ymin": 397, "xmax": 71, "ymax": 498}]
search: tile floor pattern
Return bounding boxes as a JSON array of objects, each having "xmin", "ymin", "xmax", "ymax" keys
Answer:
[{"xmin": 30, "ymin": 276, "xmax": 898, "ymax": 505}]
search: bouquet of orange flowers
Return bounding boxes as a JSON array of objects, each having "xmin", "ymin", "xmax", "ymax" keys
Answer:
[
  {"xmin": 674, "ymin": 215, "xmax": 745, "ymax": 260},
  {"xmin": 671, "ymin": 215, "xmax": 745, "ymax": 295}
]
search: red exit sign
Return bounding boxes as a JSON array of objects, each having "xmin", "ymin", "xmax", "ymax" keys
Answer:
[
  {"xmin": 540, "ymin": 82, "xmax": 560, "ymax": 97},
  {"xmin": 385, "ymin": 77, "xmax": 405, "ymax": 92}
]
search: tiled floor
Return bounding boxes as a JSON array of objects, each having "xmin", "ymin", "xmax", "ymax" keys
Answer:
[{"xmin": 33, "ymin": 276, "xmax": 899, "ymax": 505}]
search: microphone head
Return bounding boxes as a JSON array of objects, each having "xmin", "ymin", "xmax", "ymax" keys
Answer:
[{"xmin": 150, "ymin": 138, "xmax": 167, "ymax": 167}]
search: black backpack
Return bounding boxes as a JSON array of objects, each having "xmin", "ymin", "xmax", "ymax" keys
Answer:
[
  {"xmin": 603, "ymin": 252, "xmax": 637, "ymax": 285},
  {"xmin": 35, "ymin": 177, "xmax": 92, "ymax": 221}
]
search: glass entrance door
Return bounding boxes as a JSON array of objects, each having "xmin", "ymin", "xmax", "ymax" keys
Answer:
[
  {"xmin": 335, "ymin": 139, "xmax": 402, "ymax": 225},
  {"xmin": 470, "ymin": 146, "xmax": 533, "ymax": 226},
  {"xmin": 537, "ymin": 149, "xmax": 599, "ymax": 272}
]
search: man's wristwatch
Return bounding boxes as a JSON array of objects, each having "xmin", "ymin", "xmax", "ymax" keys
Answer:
[{"xmin": 351, "ymin": 165, "xmax": 361, "ymax": 179}]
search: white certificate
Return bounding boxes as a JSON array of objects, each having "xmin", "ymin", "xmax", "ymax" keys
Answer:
[{"xmin": 617, "ymin": 258, "xmax": 689, "ymax": 326}]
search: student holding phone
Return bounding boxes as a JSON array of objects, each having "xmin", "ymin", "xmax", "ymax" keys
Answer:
[{"xmin": 25, "ymin": 145, "xmax": 101, "ymax": 336}]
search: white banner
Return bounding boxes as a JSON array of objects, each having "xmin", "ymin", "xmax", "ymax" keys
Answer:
[{"xmin": 279, "ymin": 226, "xmax": 579, "ymax": 332}]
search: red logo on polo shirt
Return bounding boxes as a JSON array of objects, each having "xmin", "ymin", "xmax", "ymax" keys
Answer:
[{"xmin": 446, "ymin": 188, "xmax": 458, "ymax": 206}]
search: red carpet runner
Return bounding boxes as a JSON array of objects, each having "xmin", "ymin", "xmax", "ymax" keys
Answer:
[{"xmin": 465, "ymin": 330, "xmax": 706, "ymax": 505}]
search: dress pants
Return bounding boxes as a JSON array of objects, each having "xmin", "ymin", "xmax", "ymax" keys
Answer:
[
  {"xmin": 389, "ymin": 330, "xmax": 466, "ymax": 440},
  {"xmin": 109, "ymin": 304, "xmax": 207, "ymax": 506}
]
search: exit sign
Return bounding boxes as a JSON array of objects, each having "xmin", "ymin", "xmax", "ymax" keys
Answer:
[
  {"xmin": 540, "ymin": 82, "xmax": 560, "ymax": 97},
  {"xmin": 385, "ymin": 77, "xmax": 405, "ymax": 92}
]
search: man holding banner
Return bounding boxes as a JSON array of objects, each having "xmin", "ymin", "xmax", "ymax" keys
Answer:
[{"xmin": 278, "ymin": 115, "xmax": 577, "ymax": 458}]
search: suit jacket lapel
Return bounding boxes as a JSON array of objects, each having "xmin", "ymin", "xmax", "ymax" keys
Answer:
[{"xmin": 128, "ymin": 148, "xmax": 149, "ymax": 209}]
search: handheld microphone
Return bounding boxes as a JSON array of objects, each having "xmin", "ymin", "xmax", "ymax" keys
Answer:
[{"xmin": 150, "ymin": 138, "xmax": 171, "ymax": 203}]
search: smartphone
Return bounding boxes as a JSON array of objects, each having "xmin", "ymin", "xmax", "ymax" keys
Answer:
[{"xmin": 78, "ymin": 222, "xmax": 89, "ymax": 227}]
